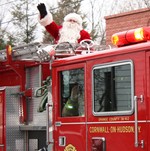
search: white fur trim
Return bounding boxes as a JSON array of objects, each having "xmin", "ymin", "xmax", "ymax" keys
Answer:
[
  {"xmin": 38, "ymin": 12, "xmax": 53, "ymax": 27},
  {"xmin": 64, "ymin": 13, "xmax": 82, "ymax": 26}
]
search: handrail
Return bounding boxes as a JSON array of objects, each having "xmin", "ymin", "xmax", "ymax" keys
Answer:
[
  {"xmin": 46, "ymin": 103, "xmax": 53, "ymax": 145},
  {"xmin": 134, "ymin": 96, "xmax": 138, "ymax": 147},
  {"xmin": 46, "ymin": 103, "xmax": 50, "ymax": 145},
  {"xmin": 134, "ymin": 95, "xmax": 144, "ymax": 148}
]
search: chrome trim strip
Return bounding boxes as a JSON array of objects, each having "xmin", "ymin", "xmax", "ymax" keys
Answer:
[
  {"xmin": 87, "ymin": 120, "xmax": 147, "ymax": 124},
  {"xmin": 0, "ymin": 87, "xmax": 6, "ymax": 91},
  {"xmin": 61, "ymin": 122, "xmax": 86, "ymax": 125},
  {"xmin": 59, "ymin": 120, "xmax": 148, "ymax": 125},
  {"xmin": 92, "ymin": 60, "xmax": 134, "ymax": 116}
]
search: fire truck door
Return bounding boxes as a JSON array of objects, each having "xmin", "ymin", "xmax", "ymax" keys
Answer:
[
  {"xmin": 0, "ymin": 88, "xmax": 5, "ymax": 151},
  {"xmin": 86, "ymin": 58, "xmax": 147, "ymax": 151},
  {"xmin": 146, "ymin": 51, "xmax": 150, "ymax": 151},
  {"xmin": 53, "ymin": 65, "xmax": 87, "ymax": 151}
]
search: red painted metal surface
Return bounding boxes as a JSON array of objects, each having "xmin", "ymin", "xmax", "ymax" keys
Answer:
[
  {"xmin": 0, "ymin": 89, "xmax": 5, "ymax": 151},
  {"xmin": 52, "ymin": 63, "xmax": 86, "ymax": 150},
  {"xmin": 52, "ymin": 41, "xmax": 150, "ymax": 151}
]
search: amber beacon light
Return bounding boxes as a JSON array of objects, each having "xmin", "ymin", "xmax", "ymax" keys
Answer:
[{"xmin": 111, "ymin": 27, "xmax": 150, "ymax": 47}]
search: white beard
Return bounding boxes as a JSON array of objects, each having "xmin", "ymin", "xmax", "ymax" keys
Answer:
[{"xmin": 58, "ymin": 21, "xmax": 82, "ymax": 44}]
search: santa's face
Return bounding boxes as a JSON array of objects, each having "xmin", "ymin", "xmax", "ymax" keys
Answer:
[
  {"xmin": 65, "ymin": 20, "xmax": 79, "ymax": 29},
  {"xmin": 58, "ymin": 20, "xmax": 82, "ymax": 44}
]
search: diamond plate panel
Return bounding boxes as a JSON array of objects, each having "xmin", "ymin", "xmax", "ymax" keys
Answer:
[
  {"xmin": 26, "ymin": 66, "xmax": 47, "ymax": 126},
  {"xmin": 29, "ymin": 139, "xmax": 38, "ymax": 151},
  {"xmin": 5, "ymin": 86, "xmax": 25, "ymax": 151}
]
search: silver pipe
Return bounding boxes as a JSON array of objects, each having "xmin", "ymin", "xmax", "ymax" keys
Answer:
[
  {"xmin": 46, "ymin": 103, "xmax": 50, "ymax": 145},
  {"xmin": 134, "ymin": 96, "xmax": 138, "ymax": 147},
  {"xmin": 12, "ymin": 42, "xmax": 40, "ymax": 50},
  {"xmin": 12, "ymin": 47, "xmax": 38, "ymax": 57}
]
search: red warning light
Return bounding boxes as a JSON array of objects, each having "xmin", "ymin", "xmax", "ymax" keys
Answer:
[{"xmin": 111, "ymin": 27, "xmax": 150, "ymax": 47}]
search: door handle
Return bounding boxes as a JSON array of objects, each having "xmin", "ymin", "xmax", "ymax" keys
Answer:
[
  {"xmin": 59, "ymin": 136, "xmax": 66, "ymax": 146},
  {"xmin": 55, "ymin": 121, "xmax": 62, "ymax": 126}
]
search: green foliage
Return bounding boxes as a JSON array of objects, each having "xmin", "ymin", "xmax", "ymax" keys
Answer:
[
  {"xmin": 0, "ymin": 30, "xmax": 15, "ymax": 50},
  {"xmin": 53, "ymin": 0, "xmax": 82, "ymax": 24},
  {"xmin": 0, "ymin": 39, "xmax": 6, "ymax": 50},
  {"xmin": 10, "ymin": 0, "xmax": 37, "ymax": 44}
]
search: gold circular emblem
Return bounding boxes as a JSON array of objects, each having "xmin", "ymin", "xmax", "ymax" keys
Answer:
[{"xmin": 64, "ymin": 144, "xmax": 77, "ymax": 151}]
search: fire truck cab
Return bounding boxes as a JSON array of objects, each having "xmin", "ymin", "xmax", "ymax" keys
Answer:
[{"xmin": 49, "ymin": 27, "xmax": 150, "ymax": 151}]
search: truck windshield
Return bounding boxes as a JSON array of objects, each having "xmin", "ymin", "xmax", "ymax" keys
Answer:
[
  {"xmin": 60, "ymin": 68, "xmax": 84, "ymax": 117},
  {"xmin": 93, "ymin": 61, "xmax": 134, "ymax": 116}
]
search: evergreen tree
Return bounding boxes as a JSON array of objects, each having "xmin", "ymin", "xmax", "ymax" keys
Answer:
[
  {"xmin": 0, "ymin": 29, "xmax": 15, "ymax": 50},
  {"xmin": 0, "ymin": 3, "xmax": 15, "ymax": 50},
  {"xmin": 0, "ymin": 39, "xmax": 5, "ymax": 50},
  {"xmin": 10, "ymin": 0, "xmax": 37, "ymax": 44},
  {"xmin": 53, "ymin": 0, "xmax": 82, "ymax": 24}
]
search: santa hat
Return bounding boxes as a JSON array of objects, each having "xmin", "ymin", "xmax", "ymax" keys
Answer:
[{"xmin": 64, "ymin": 13, "xmax": 82, "ymax": 26}]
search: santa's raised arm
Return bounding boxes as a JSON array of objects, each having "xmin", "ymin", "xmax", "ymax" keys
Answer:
[{"xmin": 37, "ymin": 3, "xmax": 91, "ymax": 44}]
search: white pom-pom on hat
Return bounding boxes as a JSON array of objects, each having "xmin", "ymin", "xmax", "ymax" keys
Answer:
[{"xmin": 64, "ymin": 13, "xmax": 82, "ymax": 26}]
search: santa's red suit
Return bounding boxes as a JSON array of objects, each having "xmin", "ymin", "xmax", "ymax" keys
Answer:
[{"xmin": 38, "ymin": 12, "xmax": 91, "ymax": 44}]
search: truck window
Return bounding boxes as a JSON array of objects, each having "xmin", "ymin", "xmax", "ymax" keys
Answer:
[
  {"xmin": 92, "ymin": 61, "xmax": 134, "ymax": 116},
  {"xmin": 60, "ymin": 68, "xmax": 84, "ymax": 117}
]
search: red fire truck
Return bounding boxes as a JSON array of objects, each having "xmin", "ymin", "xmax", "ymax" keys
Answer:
[
  {"xmin": 1, "ymin": 26, "xmax": 150, "ymax": 151},
  {"xmin": 0, "ymin": 43, "xmax": 52, "ymax": 151}
]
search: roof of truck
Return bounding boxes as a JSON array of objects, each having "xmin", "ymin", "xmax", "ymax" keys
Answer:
[{"xmin": 52, "ymin": 41, "xmax": 150, "ymax": 67}]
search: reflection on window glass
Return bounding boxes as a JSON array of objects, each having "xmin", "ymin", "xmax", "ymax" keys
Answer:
[
  {"xmin": 93, "ymin": 62, "xmax": 133, "ymax": 115},
  {"xmin": 61, "ymin": 68, "xmax": 84, "ymax": 117}
]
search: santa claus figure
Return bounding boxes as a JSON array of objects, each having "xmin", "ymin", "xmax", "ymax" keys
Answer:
[{"xmin": 37, "ymin": 3, "xmax": 91, "ymax": 44}]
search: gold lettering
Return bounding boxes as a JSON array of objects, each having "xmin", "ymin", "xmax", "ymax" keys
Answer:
[
  {"xmin": 109, "ymin": 117, "xmax": 120, "ymax": 121},
  {"xmin": 98, "ymin": 116, "xmax": 130, "ymax": 122},
  {"xmin": 89, "ymin": 127, "xmax": 109, "ymax": 133},
  {"xmin": 138, "ymin": 126, "xmax": 141, "ymax": 133},
  {"xmin": 117, "ymin": 126, "xmax": 134, "ymax": 133},
  {"xmin": 98, "ymin": 118, "xmax": 108, "ymax": 122},
  {"xmin": 89, "ymin": 126, "xmax": 141, "ymax": 134},
  {"xmin": 110, "ymin": 126, "xmax": 116, "ymax": 133}
]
